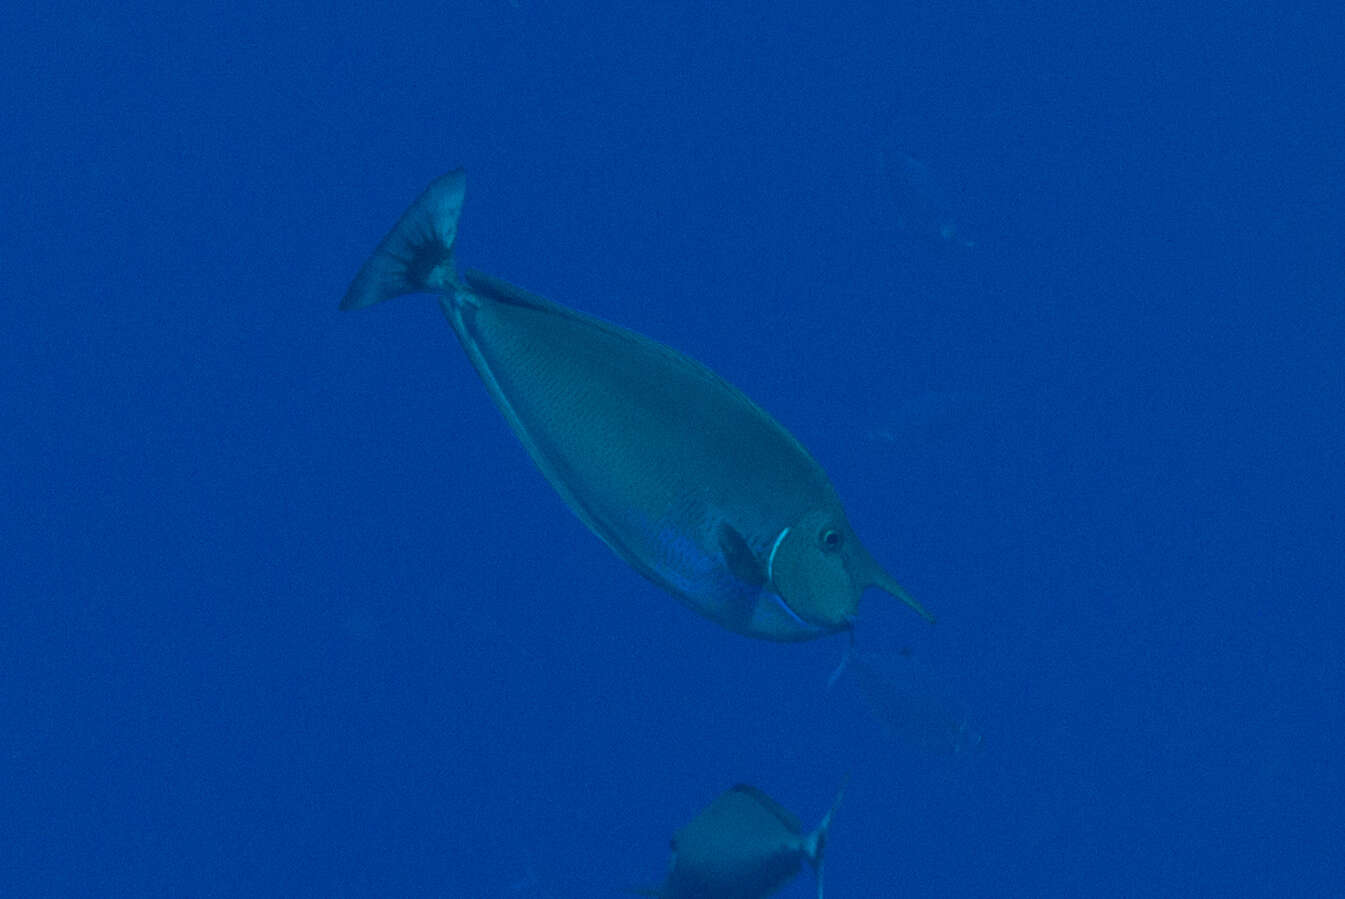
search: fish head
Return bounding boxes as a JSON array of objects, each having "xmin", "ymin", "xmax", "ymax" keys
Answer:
[
  {"xmin": 769, "ymin": 508, "xmax": 935, "ymax": 629},
  {"xmin": 767, "ymin": 508, "xmax": 866, "ymax": 631}
]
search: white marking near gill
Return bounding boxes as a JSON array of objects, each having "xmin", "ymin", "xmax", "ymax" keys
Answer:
[{"xmin": 766, "ymin": 526, "xmax": 791, "ymax": 586}]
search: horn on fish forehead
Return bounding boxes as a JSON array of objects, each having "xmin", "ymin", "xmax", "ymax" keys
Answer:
[
  {"xmin": 868, "ymin": 561, "xmax": 934, "ymax": 623},
  {"xmin": 856, "ymin": 539, "xmax": 935, "ymax": 624}
]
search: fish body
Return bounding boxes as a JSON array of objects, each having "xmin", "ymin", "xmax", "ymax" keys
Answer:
[{"xmin": 342, "ymin": 171, "xmax": 932, "ymax": 640}]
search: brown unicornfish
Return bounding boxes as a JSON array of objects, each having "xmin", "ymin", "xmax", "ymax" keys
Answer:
[{"xmin": 342, "ymin": 171, "xmax": 933, "ymax": 641}]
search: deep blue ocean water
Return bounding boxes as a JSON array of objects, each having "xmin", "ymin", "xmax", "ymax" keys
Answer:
[{"xmin": 4, "ymin": 2, "xmax": 1343, "ymax": 895}]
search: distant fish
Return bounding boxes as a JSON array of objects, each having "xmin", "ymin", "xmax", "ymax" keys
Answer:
[
  {"xmin": 342, "ymin": 171, "xmax": 933, "ymax": 641},
  {"xmin": 880, "ymin": 150, "xmax": 975, "ymax": 249},
  {"xmin": 831, "ymin": 646, "xmax": 982, "ymax": 756},
  {"xmin": 633, "ymin": 781, "xmax": 846, "ymax": 899}
]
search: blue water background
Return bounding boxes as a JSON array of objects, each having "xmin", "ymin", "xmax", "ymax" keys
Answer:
[{"xmin": 4, "ymin": 2, "xmax": 1342, "ymax": 895}]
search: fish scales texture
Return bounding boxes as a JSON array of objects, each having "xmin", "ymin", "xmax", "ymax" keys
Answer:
[{"xmin": 458, "ymin": 274, "xmax": 830, "ymax": 523}]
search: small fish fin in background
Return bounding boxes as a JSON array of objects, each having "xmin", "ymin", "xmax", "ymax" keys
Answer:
[
  {"xmin": 802, "ymin": 776, "xmax": 847, "ymax": 899},
  {"xmin": 830, "ymin": 642, "xmax": 982, "ymax": 756}
]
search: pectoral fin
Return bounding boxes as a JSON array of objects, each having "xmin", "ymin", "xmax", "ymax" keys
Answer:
[{"xmin": 718, "ymin": 523, "xmax": 767, "ymax": 589}]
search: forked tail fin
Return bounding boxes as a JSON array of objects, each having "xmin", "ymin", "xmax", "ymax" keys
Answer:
[
  {"xmin": 340, "ymin": 170, "xmax": 467, "ymax": 310},
  {"xmin": 803, "ymin": 775, "xmax": 849, "ymax": 899}
]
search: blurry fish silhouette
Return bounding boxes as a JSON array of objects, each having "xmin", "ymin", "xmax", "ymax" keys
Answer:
[
  {"xmin": 831, "ymin": 645, "xmax": 981, "ymax": 755},
  {"xmin": 880, "ymin": 150, "xmax": 974, "ymax": 249},
  {"xmin": 342, "ymin": 171, "xmax": 933, "ymax": 641},
  {"xmin": 633, "ymin": 781, "xmax": 846, "ymax": 899}
]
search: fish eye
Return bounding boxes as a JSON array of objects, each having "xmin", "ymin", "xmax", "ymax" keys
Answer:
[{"xmin": 819, "ymin": 528, "xmax": 842, "ymax": 551}]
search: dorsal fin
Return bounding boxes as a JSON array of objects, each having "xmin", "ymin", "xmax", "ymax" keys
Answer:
[
  {"xmin": 728, "ymin": 784, "xmax": 803, "ymax": 835},
  {"xmin": 462, "ymin": 268, "xmax": 563, "ymax": 312}
]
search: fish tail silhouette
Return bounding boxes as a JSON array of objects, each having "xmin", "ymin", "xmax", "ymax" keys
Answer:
[
  {"xmin": 340, "ymin": 170, "xmax": 466, "ymax": 310},
  {"xmin": 804, "ymin": 776, "xmax": 847, "ymax": 899}
]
